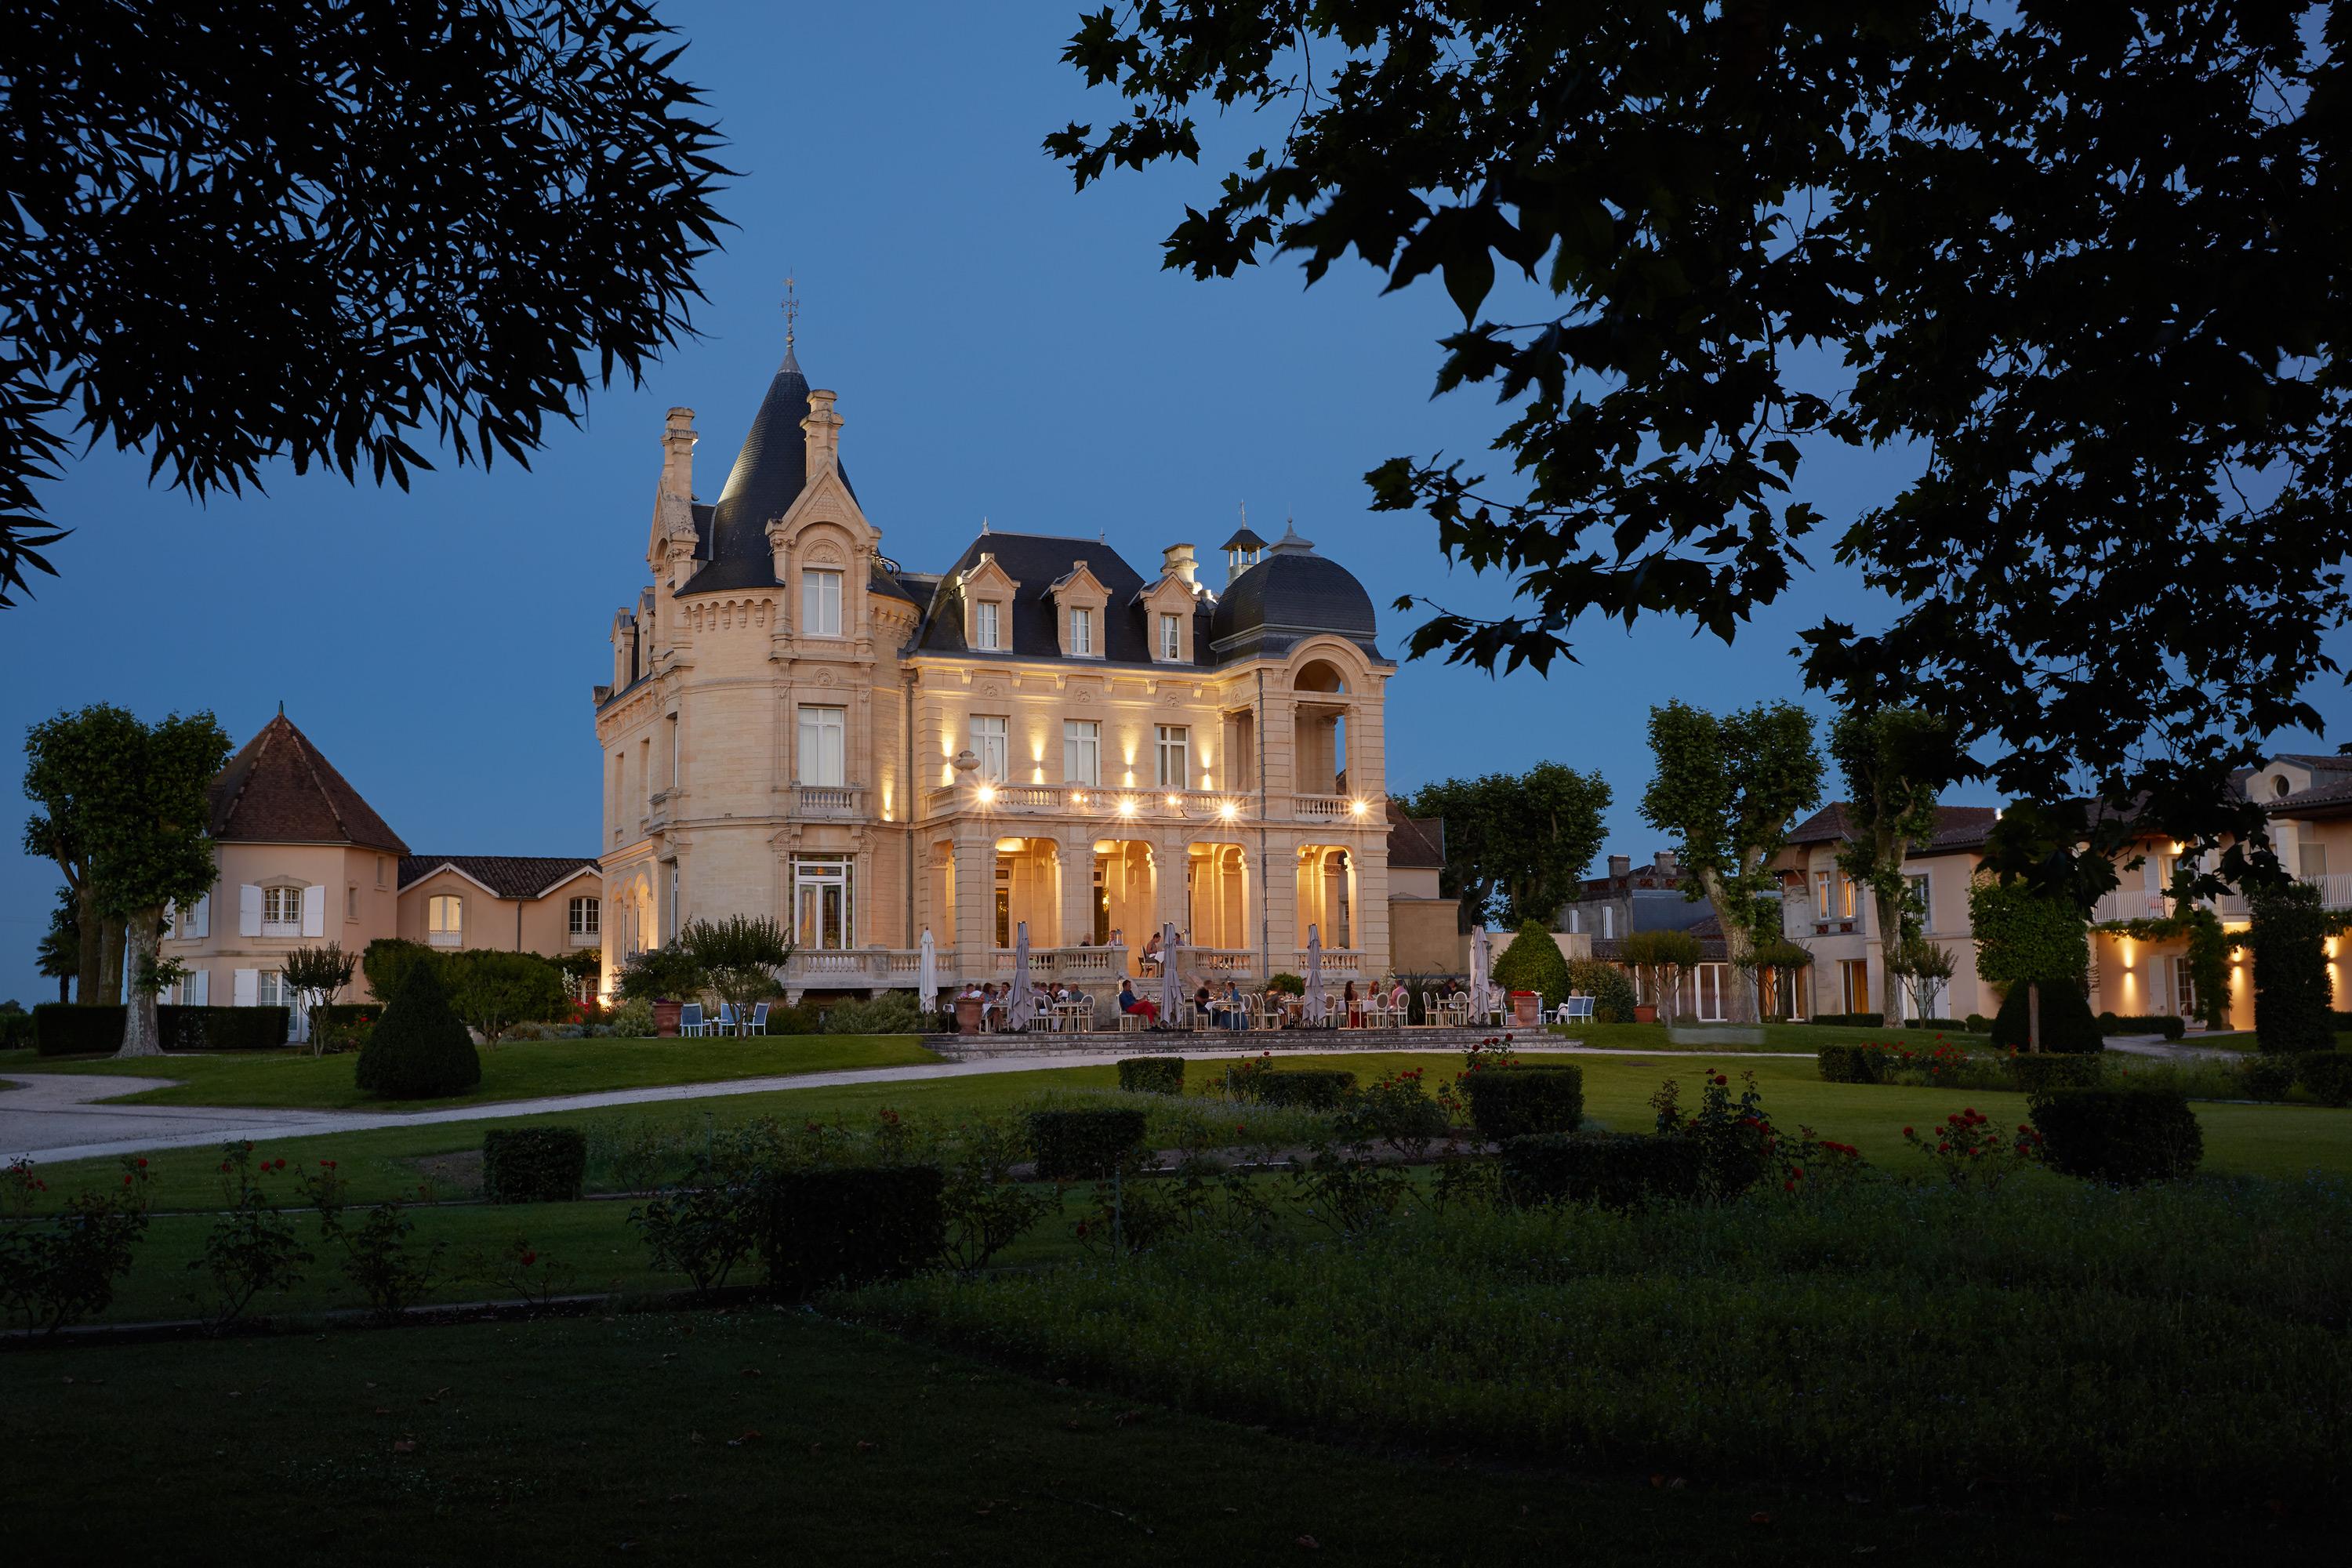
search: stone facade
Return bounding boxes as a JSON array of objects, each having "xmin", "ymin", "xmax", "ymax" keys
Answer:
[{"xmin": 593, "ymin": 336, "xmax": 1400, "ymax": 1003}]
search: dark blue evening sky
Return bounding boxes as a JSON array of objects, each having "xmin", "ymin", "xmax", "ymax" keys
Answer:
[{"xmin": 2, "ymin": 0, "xmax": 2344, "ymax": 1004}]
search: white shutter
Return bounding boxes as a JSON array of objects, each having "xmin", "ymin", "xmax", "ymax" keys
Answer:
[
  {"xmin": 165, "ymin": 903, "xmax": 181, "ymax": 941},
  {"xmin": 300, "ymin": 884, "xmax": 326, "ymax": 937},
  {"xmin": 193, "ymin": 893, "xmax": 209, "ymax": 938},
  {"xmin": 191, "ymin": 968, "xmax": 209, "ymax": 1005},
  {"xmin": 238, "ymin": 885, "xmax": 263, "ymax": 937},
  {"xmin": 233, "ymin": 967, "xmax": 258, "ymax": 1007},
  {"xmin": 2143, "ymin": 854, "xmax": 2161, "ymax": 894}
]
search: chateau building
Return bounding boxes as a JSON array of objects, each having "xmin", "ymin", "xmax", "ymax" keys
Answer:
[{"xmin": 593, "ymin": 330, "xmax": 1399, "ymax": 1001}]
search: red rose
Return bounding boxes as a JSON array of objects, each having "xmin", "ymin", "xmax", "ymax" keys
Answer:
[
  {"xmin": 521, "ymin": 1251, "xmax": 538, "ymax": 1266},
  {"xmin": 136, "ymin": 1159, "xmax": 147, "ymax": 1168},
  {"xmin": 1901, "ymin": 1127, "xmax": 1914, "ymax": 1137}
]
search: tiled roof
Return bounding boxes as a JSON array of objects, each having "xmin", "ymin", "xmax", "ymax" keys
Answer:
[
  {"xmin": 1386, "ymin": 801, "xmax": 1446, "ymax": 868},
  {"xmin": 1208, "ymin": 525, "xmax": 1381, "ymax": 662},
  {"xmin": 399, "ymin": 855, "xmax": 601, "ymax": 899},
  {"xmin": 1784, "ymin": 803, "xmax": 1999, "ymax": 853},
  {"xmin": 2267, "ymin": 773, "xmax": 2352, "ymax": 818},
  {"xmin": 913, "ymin": 531, "xmax": 1210, "ymax": 667},
  {"xmin": 209, "ymin": 715, "xmax": 407, "ymax": 855}
]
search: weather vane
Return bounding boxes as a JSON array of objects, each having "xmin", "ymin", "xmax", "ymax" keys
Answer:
[{"xmin": 782, "ymin": 274, "xmax": 798, "ymax": 350}]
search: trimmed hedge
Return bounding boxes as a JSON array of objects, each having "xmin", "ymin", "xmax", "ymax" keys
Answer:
[
  {"xmin": 482, "ymin": 1127, "xmax": 588, "ymax": 1203},
  {"xmin": 757, "ymin": 1165, "xmax": 945, "ymax": 1299},
  {"xmin": 2294, "ymin": 1051, "xmax": 2352, "ymax": 1108},
  {"xmin": 1116, "ymin": 1057, "xmax": 1185, "ymax": 1094},
  {"xmin": 154, "ymin": 1005, "xmax": 290, "ymax": 1051},
  {"xmin": 33, "ymin": 1003, "xmax": 124, "ymax": 1056},
  {"xmin": 1964, "ymin": 1013, "xmax": 1989, "ymax": 1034},
  {"xmin": 1903, "ymin": 1018, "xmax": 1962, "ymax": 1030},
  {"xmin": 2007, "ymin": 1053, "xmax": 2102, "ymax": 1095},
  {"xmin": 1461, "ymin": 1065, "xmax": 1585, "ymax": 1141},
  {"xmin": 1990, "ymin": 979, "xmax": 2103, "ymax": 1054},
  {"xmin": 2096, "ymin": 1012, "xmax": 2187, "ymax": 1040},
  {"xmin": 1806, "ymin": 1012, "xmax": 1884, "ymax": 1028},
  {"xmin": 1816, "ymin": 1044, "xmax": 1886, "ymax": 1084},
  {"xmin": 355, "ymin": 960, "xmax": 481, "ymax": 1100},
  {"xmin": 2027, "ymin": 1086, "xmax": 2203, "ymax": 1185},
  {"xmin": 1250, "ymin": 1068, "xmax": 1358, "ymax": 1109},
  {"xmin": 2239, "ymin": 1054, "xmax": 2299, "ymax": 1101},
  {"xmin": 1497, "ymin": 1132, "xmax": 1705, "ymax": 1210},
  {"xmin": 1025, "ymin": 1108, "xmax": 1149, "ymax": 1180}
]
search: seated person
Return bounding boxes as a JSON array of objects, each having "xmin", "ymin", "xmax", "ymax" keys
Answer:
[
  {"xmin": 1214, "ymin": 980, "xmax": 1247, "ymax": 1029},
  {"xmin": 1117, "ymin": 977, "xmax": 1159, "ymax": 1024}
]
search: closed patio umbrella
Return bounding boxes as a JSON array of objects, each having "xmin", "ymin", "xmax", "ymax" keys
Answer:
[
  {"xmin": 1304, "ymin": 924, "xmax": 1326, "ymax": 1025},
  {"xmin": 1008, "ymin": 921, "xmax": 1033, "ymax": 1032},
  {"xmin": 1159, "ymin": 920, "xmax": 1182, "ymax": 1024},
  {"xmin": 918, "ymin": 927, "xmax": 938, "ymax": 1014},
  {"xmin": 1469, "ymin": 925, "xmax": 1490, "ymax": 1021}
]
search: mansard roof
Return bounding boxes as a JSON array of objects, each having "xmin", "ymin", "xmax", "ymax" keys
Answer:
[
  {"xmin": 209, "ymin": 714, "xmax": 408, "ymax": 855},
  {"xmin": 913, "ymin": 532, "xmax": 1210, "ymax": 666},
  {"xmin": 1208, "ymin": 525, "xmax": 1381, "ymax": 662}
]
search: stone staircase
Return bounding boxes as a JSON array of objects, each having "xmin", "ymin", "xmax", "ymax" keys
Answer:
[{"xmin": 926, "ymin": 1024, "xmax": 1552, "ymax": 1060}]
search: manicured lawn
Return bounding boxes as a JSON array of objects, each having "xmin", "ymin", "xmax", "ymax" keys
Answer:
[
  {"xmin": 2, "ymin": 1309, "xmax": 2296, "ymax": 1563},
  {"xmin": 1550, "ymin": 1019, "xmax": 1992, "ymax": 1051},
  {"xmin": 14, "ymin": 1051, "xmax": 2352, "ymax": 1214},
  {"xmin": 0, "ymin": 1033, "xmax": 941, "ymax": 1110}
]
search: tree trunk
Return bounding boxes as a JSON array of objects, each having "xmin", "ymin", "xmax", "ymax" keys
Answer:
[
  {"xmin": 74, "ymin": 886, "xmax": 103, "ymax": 1003},
  {"xmin": 98, "ymin": 914, "xmax": 127, "ymax": 1004},
  {"xmin": 118, "ymin": 908, "xmax": 165, "ymax": 1057},
  {"xmin": 1697, "ymin": 868, "xmax": 1759, "ymax": 1023},
  {"xmin": 1872, "ymin": 882, "xmax": 1909, "ymax": 1025}
]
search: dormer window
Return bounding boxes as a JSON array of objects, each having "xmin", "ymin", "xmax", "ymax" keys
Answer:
[
  {"xmin": 960, "ymin": 551, "xmax": 1021, "ymax": 655},
  {"xmin": 803, "ymin": 568, "xmax": 844, "ymax": 637},
  {"xmin": 1160, "ymin": 613, "xmax": 1181, "ymax": 661},
  {"xmin": 1069, "ymin": 607, "xmax": 1093, "ymax": 655},
  {"xmin": 1049, "ymin": 560, "xmax": 1111, "ymax": 659},
  {"xmin": 974, "ymin": 600, "xmax": 1001, "ymax": 650}
]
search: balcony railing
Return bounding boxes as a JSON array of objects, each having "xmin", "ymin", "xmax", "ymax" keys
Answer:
[
  {"xmin": 775, "ymin": 942, "xmax": 1283, "ymax": 993},
  {"xmin": 792, "ymin": 784, "xmax": 863, "ymax": 818},
  {"xmin": 2304, "ymin": 873, "xmax": 2352, "ymax": 911},
  {"xmin": 1294, "ymin": 946, "xmax": 1367, "ymax": 978},
  {"xmin": 919, "ymin": 782, "xmax": 1376, "ymax": 829}
]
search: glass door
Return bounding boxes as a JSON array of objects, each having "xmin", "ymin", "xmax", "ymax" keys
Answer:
[{"xmin": 792, "ymin": 856, "xmax": 852, "ymax": 949}]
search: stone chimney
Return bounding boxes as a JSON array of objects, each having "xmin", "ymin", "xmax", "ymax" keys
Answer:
[
  {"xmin": 1163, "ymin": 543, "xmax": 1199, "ymax": 588},
  {"xmin": 661, "ymin": 407, "xmax": 696, "ymax": 495},
  {"xmin": 803, "ymin": 388, "xmax": 843, "ymax": 476},
  {"xmin": 1607, "ymin": 854, "xmax": 1632, "ymax": 879},
  {"xmin": 1654, "ymin": 850, "xmax": 1679, "ymax": 878}
]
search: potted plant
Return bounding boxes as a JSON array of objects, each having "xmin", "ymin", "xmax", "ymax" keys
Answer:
[
  {"xmin": 1510, "ymin": 989, "xmax": 1542, "ymax": 1027},
  {"xmin": 616, "ymin": 946, "xmax": 706, "ymax": 1037}
]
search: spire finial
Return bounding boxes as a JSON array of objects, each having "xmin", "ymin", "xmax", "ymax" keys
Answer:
[
  {"xmin": 278, "ymin": 699, "xmax": 285, "ymax": 717},
  {"xmin": 981, "ymin": 514, "xmax": 990, "ymax": 535},
  {"xmin": 782, "ymin": 274, "xmax": 797, "ymax": 350}
]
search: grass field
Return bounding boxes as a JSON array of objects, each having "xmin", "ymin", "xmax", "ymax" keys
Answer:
[
  {"xmin": 1548, "ymin": 1019, "xmax": 1991, "ymax": 1051},
  {"xmin": 0, "ymin": 1033, "xmax": 941, "ymax": 1109},
  {"xmin": 13, "ymin": 1051, "xmax": 2352, "ymax": 1215},
  {"xmin": 9, "ymin": 1308, "xmax": 2279, "ymax": 1566}
]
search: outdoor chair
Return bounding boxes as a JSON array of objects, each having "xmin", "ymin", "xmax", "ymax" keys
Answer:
[
  {"xmin": 748, "ymin": 1001, "xmax": 771, "ymax": 1036},
  {"xmin": 716, "ymin": 1002, "xmax": 739, "ymax": 1036},
  {"xmin": 677, "ymin": 1003, "xmax": 709, "ymax": 1038}
]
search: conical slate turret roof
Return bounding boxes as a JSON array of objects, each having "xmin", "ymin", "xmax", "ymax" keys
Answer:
[{"xmin": 684, "ymin": 343, "xmax": 811, "ymax": 595}]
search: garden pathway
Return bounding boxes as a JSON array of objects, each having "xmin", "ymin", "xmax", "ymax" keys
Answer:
[{"xmin": 5, "ymin": 1042, "xmax": 1627, "ymax": 1164}]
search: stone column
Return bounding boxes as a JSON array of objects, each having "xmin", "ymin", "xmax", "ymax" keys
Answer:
[
  {"xmin": 951, "ymin": 833, "xmax": 993, "ymax": 982},
  {"xmin": 1058, "ymin": 834, "xmax": 1094, "ymax": 950}
]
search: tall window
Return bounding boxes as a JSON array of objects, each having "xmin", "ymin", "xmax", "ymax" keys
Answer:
[
  {"xmin": 426, "ymin": 894, "xmax": 463, "ymax": 946},
  {"xmin": 1063, "ymin": 720, "xmax": 1101, "ymax": 786},
  {"xmin": 2172, "ymin": 954, "xmax": 2201, "ymax": 1020},
  {"xmin": 973, "ymin": 599, "xmax": 1001, "ymax": 651},
  {"xmin": 1160, "ymin": 612, "xmax": 1181, "ymax": 661},
  {"xmin": 793, "ymin": 855, "xmax": 852, "ymax": 950},
  {"xmin": 1840, "ymin": 959, "xmax": 1869, "ymax": 1014},
  {"xmin": 1155, "ymin": 724, "xmax": 1189, "ymax": 789},
  {"xmin": 2301, "ymin": 843, "xmax": 2330, "ymax": 879},
  {"xmin": 802, "ymin": 568, "xmax": 844, "ymax": 636},
  {"xmin": 1069, "ymin": 607, "xmax": 1093, "ymax": 655},
  {"xmin": 375, "ymin": 855, "xmax": 387, "ymax": 888},
  {"xmin": 1904, "ymin": 873, "xmax": 1933, "ymax": 931},
  {"xmin": 261, "ymin": 886, "xmax": 303, "ymax": 936},
  {"xmin": 797, "ymin": 706, "xmax": 847, "ymax": 786},
  {"xmin": 970, "ymin": 715, "xmax": 1009, "ymax": 782},
  {"xmin": 569, "ymin": 896, "xmax": 601, "ymax": 936},
  {"xmin": 256, "ymin": 971, "xmax": 287, "ymax": 1007}
]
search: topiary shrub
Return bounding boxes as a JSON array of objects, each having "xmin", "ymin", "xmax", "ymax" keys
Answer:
[
  {"xmin": 766, "ymin": 1001, "xmax": 823, "ymax": 1035},
  {"xmin": 354, "ymin": 959, "xmax": 481, "ymax": 1100},
  {"xmin": 1493, "ymin": 920, "xmax": 1572, "ymax": 1008},
  {"xmin": 481, "ymin": 1127, "xmax": 588, "ymax": 1203},
  {"xmin": 2238, "ymin": 1054, "xmax": 2299, "ymax": 1101},
  {"xmin": 1025, "ymin": 1108, "xmax": 1149, "ymax": 1180},
  {"xmin": 1988, "ymin": 978, "xmax": 2103, "ymax": 1054},
  {"xmin": 756, "ymin": 1165, "xmax": 945, "ymax": 1299},
  {"xmin": 2097, "ymin": 1013, "xmax": 2187, "ymax": 1040},
  {"xmin": 32, "ymin": 1004, "xmax": 125, "ymax": 1056},
  {"xmin": 1116, "ymin": 1057, "xmax": 1185, "ymax": 1094},
  {"xmin": 1964, "ymin": 1013, "xmax": 1989, "ymax": 1034},
  {"xmin": 1461, "ymin": 1065, "xmax": 1584, "ymax": 1140},
  {"xmin": 1497, "ymin": 1132, "xmax": 1705, "ymax": 1210},
  {"xmin": 2250, "ymin": 881, "xmax": 2336, "ymax": 1054},
  {"xmin": 1250, "ymin": 1068, "xmax": 1358, "ymax": 1109},
  {"xmin": 154, "ymin": 1005, "xmax": 289, "ymax": 1051},
  {"xmin": 360, "ymin": 938, "xmax": 441, "ymax": 1004},
  {"xmin": 821, "ymin": 993, "xmax": 929, "ymax": 1034},
  {"xmin": 2294, "ymin": 1051, "xmax": 2352, "ymax": 1108},
  {"xmin": 1816, "ymin": 1044, "xmax": 1887, "ymax": 1084},
  {"xmin": 2027, "ymin": 1086, "xmax": 2202, "ymax": 1184},
  {"xmin": 1563, "ymin": 958, "xmax": 1638, "ymax": 1023},
  {"xmin": 2007, "ymin": 1054, "xmax": 2102, "ymax": 1095}
]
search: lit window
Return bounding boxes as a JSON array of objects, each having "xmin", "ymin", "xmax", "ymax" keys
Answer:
[
  {"xmin": 427, "ymin": 894, "xmax": 463, "ymax": 946},
  {"xmin": 970, "ymin": 715, "xmax": 1009, "ymax": 782},
  {"xmin": 569, "ymin": 896, "xmax": 601, "ymax": 936},
  {"xmin": 1155, "ymin": 725, "xmax": 1189, "ymax": 789},
  {"xmin": 973, "ymin": 600, "xmax": 1001, "ymax": 651},
  {"xmin": 802, "ymin": 568, "xmax": 844, "ymax": 637},
  {"xmin": 1160, "ymin": 612, "xmax": 1181, "ymax": 661},
  {"xmin": 797, "ymin": 706, "xmax": 847, "ymax": 786},
  {"xmin": 1064, "ymin": 720, "xmax": 1101, "ymax": 786},
  {"xmin": 1904, "ymin": 873, "xmax": 1932, "ymax": 931},
  {"xmin": 1069, "ymin": 607, "xmax": 1093, "ymax": 655},
  {"xmin": 793, "ymin": 855, "xmax": 853, "ymax": 950}
]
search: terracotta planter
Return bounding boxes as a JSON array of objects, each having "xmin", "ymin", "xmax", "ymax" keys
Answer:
[
  {"xmin": 954, "ymin": 996, "xmax": 983, "ymax": 1035},
  {"xmin": 652, "ymin": 1000, "xmax": 683, "ymax": 1038},
  {"xmin": 1633, "ymin": 1004, "xmax": 1658, "ymax": 1024},
  {"xmin": 1511, "ymin": 991, "xmax": 1541, "ymax": 1028}
]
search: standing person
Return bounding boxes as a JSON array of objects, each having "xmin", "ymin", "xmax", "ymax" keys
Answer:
[{"xmin": 1342, "ymin": 979, "xmax": 1359, "ymax": 1028}]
